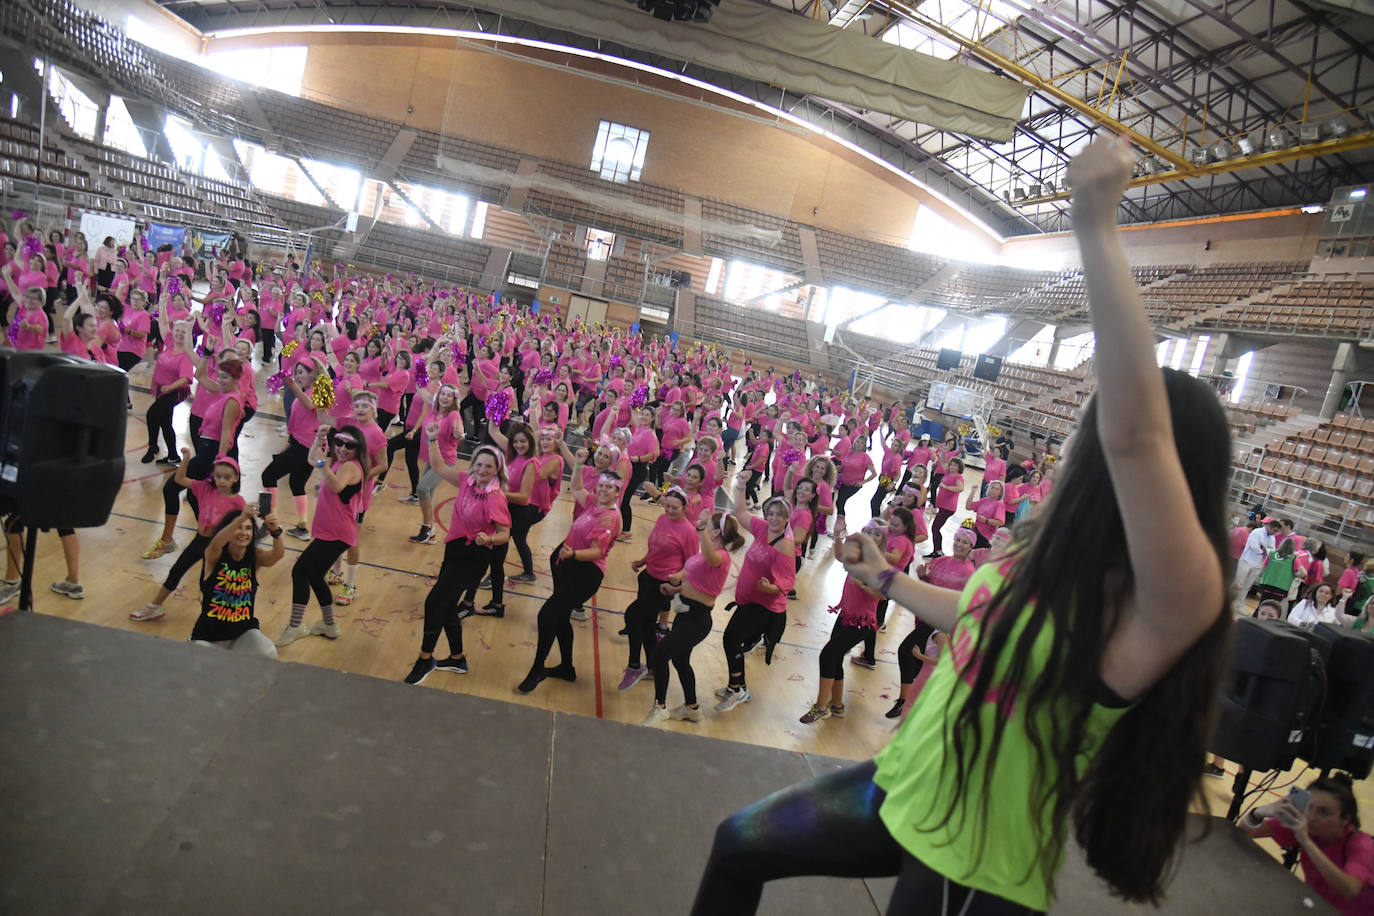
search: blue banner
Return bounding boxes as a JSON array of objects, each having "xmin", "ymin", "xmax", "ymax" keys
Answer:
[
  {"xmin": 630, "ymin": 322, "xmax": 640, "ymax": 335},
  {"xmin": 145, "ymin": 221, "xmax": 185, "ymax": 252},
  {"xmin": 192, "ymin": 228, "xmax": 231, "ymax": 259},
  {"xmin": 669, "ymin": 331, "xmax": 679, "ymax": 348},
  {"xmin": 531, "ymin": 300, "xmax": 541, "ymax": 315}
]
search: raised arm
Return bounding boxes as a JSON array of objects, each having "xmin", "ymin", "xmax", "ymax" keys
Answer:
[{"xmin": 1071, "ymin": 136, "xmax": 1225, "ymax": 696}]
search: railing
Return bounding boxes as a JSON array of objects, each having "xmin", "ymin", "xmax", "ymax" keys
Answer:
[
  {"xmin": 673, "ymin": 317, "xmax": 815, "ymax": 368},
  {"xmin": 1195, "ymin": 304, "xmax": 1374, "ymax": 340},
  {"xmin": 1228, "ymin": 463, "xmax": 1371, "ymax": 549}
]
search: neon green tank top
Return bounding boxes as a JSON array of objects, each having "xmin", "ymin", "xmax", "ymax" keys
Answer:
[{"xmin": 872, "ymin": 560, "xmax": 1130, "ymax": 911}]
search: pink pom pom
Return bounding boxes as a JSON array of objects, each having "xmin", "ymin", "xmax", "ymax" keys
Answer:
[
  {"xmin": 484, "ymin": 390, "xmax": 511, "ymax": 426},
  {"xmin": 7, "ymin": 320, "xmax": 20, "ymax": 346},
  {"xmin": 167, "ymin": 277, "xmax": 182, "ymax": 296},
  {"xmin": 11, "ymin": 210, "xmax": 29, "ymax": 220},
  {"xmin": 413, "ymin": 361, "xmax": 430, "ymax": 389},
  {"xmin": 781, "ymin": 447, "xmax": 804, "ymax": 467},
  {"xmin": 532, "ymin": 368, "xmax": 555, "ymax": 388},
  {"xmin": 208, "ymin": 301, "xmax": 227, "ymax": 325},
  {"xmin": 21, "ymin": 237, "xmax": 42, "ymax": 259},
  {"xmin": 629, "ymin": 385, "xmax": 648, "ymax": 408},
  {"xmin": 266, "ymin": 370, "xmax": 289, "ymax": 394}
]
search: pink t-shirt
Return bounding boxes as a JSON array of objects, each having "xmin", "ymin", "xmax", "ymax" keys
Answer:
[
  {"xmin": 629, "ymin": 427, "xmax": 659, "ymax": 462},
  {"xmin": 190, "ymin": 479, "xmax": 247, "ymax": 536},
  {"xmin": 888, "ymin": 533, "xmax": 916, "ymax": 571},
  {"xmin": 312, "ymin": 461, "xmax": 363, "ymax": 545},
  {"xmin": 530, "ymin": 454, "xmax": 565, "ymax": 514},
  {"xmin": 934, "ymin": 473, "xmax": 964, "ymax": 512},
  {"xmin": 563, "ymin": 503, "xmax": 621, "ymax": 573},
  {"xmin": 683, "ymin": 550, "xmax": 731, "ymax": 598},
  {"xmin": 358, "ymin": 421, "xmax": 387, "ymax": 511},
  {"xmin": 838, "ymin": 450, "xmax": 874, "ymax": 486},
  {"xmin": 734, "ymin": 517, "xmax": 795, "ymax": 614},
  {"xmin": 152, "ymin": 349, "xmax": 194, "ymax": 400},
  {"xmin": 118, "ymin": 310, "xmax": 151, "ymax": 358},
  {"xmin": 835, "ymin": 576, "xmax": 880, "ymax": 629},
  {"xmin": 972, "ymin": 497, "xmax": 1006, "ymax": 542},
  {"xmin": 1338, "ymin": 567, "xmax": 1361, "ymax": 595},
  {"xmin": 287, "ymin": 392, "xmax": 319, "ymax": 448},
  {"xmin": 199, "ymin": 391, "xmax": 242, "ymax": 443},
  {"xmin": 1264, "ymin": 820, "xmax": 1374, "ymax": 916},
  {"xmin": 643, "ymin": 514, "xmax": 699, "ymax": 579},
  {"xmin": 445, "ymin": 472, "xmax": 512, "ymax": 543},
  {"xmin": 925, "ymin": 556, "xmax": 976, "ymax": 592},
  {"xmin": 982, "ymin": 455, "xmax": 1006, "ymax": 483},
  {"xmin": 13, "ymin": 306, "xmax": 48, "ymax": 351}
]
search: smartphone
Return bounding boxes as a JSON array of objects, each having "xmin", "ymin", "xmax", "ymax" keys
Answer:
[
  {"xmin": 258, "ymin": 492, "xmax": 273, "ymax": 516},
  {"xmin": 1278, "ymin": 787, "xmax": 1309, "ymax": 826}
]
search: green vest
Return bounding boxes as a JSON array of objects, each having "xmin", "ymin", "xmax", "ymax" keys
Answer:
[{"xmin": 873, "ymin": 561, "xmax": 1129, "ymax": 911}]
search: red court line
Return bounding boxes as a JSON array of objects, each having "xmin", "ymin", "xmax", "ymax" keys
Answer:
[
  {"xmin": 123, "ymin": 469, "xmax": 172, "ymax": 485},
  {"xmin": 592, "ymin": 592, "xmax": 604, "ymax": 720}
]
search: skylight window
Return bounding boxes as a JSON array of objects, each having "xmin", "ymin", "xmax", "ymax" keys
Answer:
[
  {"xmin": 879, "ymin": 0, "xmax": 1021, "ymax": 61},
  {"xmin": 591, "ymin": 121, "xmax": 649, "ymax": 183}
]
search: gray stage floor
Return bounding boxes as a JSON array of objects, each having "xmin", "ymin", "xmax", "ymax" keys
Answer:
[{"xmin": 0, "ymin": 614, "xmax": 1331, "ymax": 915}]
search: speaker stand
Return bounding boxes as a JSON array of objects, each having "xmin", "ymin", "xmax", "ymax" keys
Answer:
[
  {"xmin": 1226, "ymin": 765, "xmax": 1254, "ymax": 821},
  {"xmin": 17, "ymin": 525, "xmax": 36, "ymax": 613}
]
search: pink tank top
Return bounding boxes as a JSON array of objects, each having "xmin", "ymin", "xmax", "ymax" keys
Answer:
[{"xmin": 311, "ymin": 461, "xmax": 363, "ymax": 545}]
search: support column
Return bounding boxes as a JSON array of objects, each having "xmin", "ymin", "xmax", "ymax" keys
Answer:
[
  {"xmin": 1202, "ymin": 333, "xmax": 1233, "ymax": 377},
  {"xmin": 1046, "ymin": 324, "xmax": 1073, "ymax": 368},
  {"xmin": 1320, "ymin": 342, "xmax": 1357, "ymax": 420}
]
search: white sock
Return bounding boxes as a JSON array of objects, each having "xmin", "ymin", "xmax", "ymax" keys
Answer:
[{"xmin": 345, "ymin": 564, "xmax": 358, "ymax": 587}]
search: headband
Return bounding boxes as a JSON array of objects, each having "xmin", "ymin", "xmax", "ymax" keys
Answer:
[
  {"xmin": 663, "ymin": 486, "xmax": 688, "ymax": 504},
  {"xmin": 598, "ymin": 471, "xmax": 622, "ymax": 485},
  {"xmin": 762, "ymin": 495, "xmax": 792, "ymax": 516},
  {"xmin": 718, "ymin": 511, "xmax": 730, "ymax": 539}
]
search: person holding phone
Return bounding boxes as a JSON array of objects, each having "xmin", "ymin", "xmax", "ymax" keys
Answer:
[{"xmin": 1243, "ymin": 774, "xmax": 1374, "ymax": 914}]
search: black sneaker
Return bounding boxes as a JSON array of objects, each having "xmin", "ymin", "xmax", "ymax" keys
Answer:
[
  {"xmin": 544, "ymin": 663, "xmax": 577, "ymax": 682},
  {"xmin": 1203, "ymin": 762, "xmax": 1226, "ymax": 779},
  {"xmin": 478, "ymin": 576, "xmax": 492, "ymax": 589},
  {"xmin": 516, "ymin": 669, "xmax": 546, "ymax": 694},
  {"xmin": 141, "ymin": 449, "xmax": 157, "ymax": 464},
  {"xmin": 156, "ymin": 456, "xmax": 180, "ymax": 467},
  {"xmin": 885, "ymin": 699, "xmax": 905, "ymax": 719},
  {"xmin": 456, "ymin": 602, "xmax": 476, "ymax": 620},
  {"xmin": 786, "ymin": 589, "xmax": 798, "ymax": 600},
  {"xmin": 509, "ymin": 571, "xmax": 537, "ymax": 585},
  {"xmin": 404, "ymin": 657, "xmax": 436, "ymax": 685},
  {"xmin": 852, "ymin": 656, "xmax": 877, "ymax": 670},
  {"xmin": 475, "ymin": 601, "xmax": 505, "ymax": 618},
  {"xmin": 435, "ymin": 656, "xmax": 468, "ymax": 674}
]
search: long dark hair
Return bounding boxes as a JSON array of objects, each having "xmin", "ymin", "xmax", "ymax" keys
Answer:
[
  {"xmin": 940, "ymin": 368, "xmax": 1233, "ymax": 903},
  {"xmin": 331, "ymin": 424, "xmax": 372, "ymax": 481}
]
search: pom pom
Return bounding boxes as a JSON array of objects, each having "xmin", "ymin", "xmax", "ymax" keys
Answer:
[
  {"xmin": 987, "ymin": 424, "xmax": 1002, "ymax": 437},
  {"xmin": 413, "ymin": 360, "xmax": 429, "ymax": 389},
  {"xmin": 211, "ymin": 245, "xmax": 218, "ymax": 257},
  {"xmin": 609, "ymin": 354, "xmax": 623, "ymax": 369},
  {"xmin": 629, "ymin": 384, "xmax": 648, "ymax": 408},
  {"xmin": 793, "ymin": 369, "xmax": 802, "ymax": 386},
  {"xmin": 280, "ymin": 339, "xmax": 299, "ymax": 358},
  {"xmin": 532, "ymin": 368, "xmax": 555, "ymax": 388},
  {"xmin": 7, "ymin": 320, "xmax": 20, "ymax": 346},
  {"xmin": 167, "ymin": 277, "xmax": 182, "ymax": 296},
  {"xmin": 11, "ymin": 210, "xmax": 29, "ymax": 220},
  {"xmin": 117, "ymin": 245, "xmax": 127, "ymax": 257},
  {"xmin": 485, "ymin": 390, "xmax": 511, "ymax": 426},
  {"xmin": 266, "ymin": 370, "xmax": 289, "ymax": 394},
  {"xmin": 450, "ymin": 340, "xmax": 462, "ymax": 365},
  {"xmin": 1045, "ymin": 454, "xmax": 1058, "ymax": 466},
  {"xmin": 879, "ymin": 475, "xmax": 894, "ymax": 489},
  {"xmin": 781, "ymin": 447, "xmax": 804, "ymax": 467},
  {"xmin": 310, "ymin": 373, "xmax": 336, "ymax": 410},
  {"xmin": 671, "ymin": 362, "xmax": 684, "ymax": 376},
  {"xmin": 140, "ymin": 236, "xmax": 149, "ymax": 252},
  {"xmin": 957, "ymin": 423, "xmax": 970, "ymax": 437},
  {"xmin": 207, "ymin": 300, "xmax": 227, "ymax": 325},
  {"xmin": 960, "ymin": 517, "xmax": 977, "ymax": 529},
  {"xmin": 21, "ymin": 236, "xmax": 42, "ymax": 259}
]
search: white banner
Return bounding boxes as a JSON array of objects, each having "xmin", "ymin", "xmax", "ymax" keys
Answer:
[{"xmin": 79, "ymin": 212, "xmax": 137, "ymax": 249}]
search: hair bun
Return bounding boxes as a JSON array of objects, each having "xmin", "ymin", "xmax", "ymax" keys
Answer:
[{"xmin": 1332, "ymin": 772, "xmax": 1355, "ymax": 788}]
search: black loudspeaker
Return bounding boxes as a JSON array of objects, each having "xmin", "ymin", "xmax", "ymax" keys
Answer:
[
  {"xmin": 0, "ymin": 349, "xmax": 127, "ymax": 529},
  {"xmin": 973, "ymin": 354, "xmax": 1003, "ymax": 382},
  {"xmin": 1212, "ymin": 618, "xmax": 1327, "ymax": 772},
  {"xmin": 1307, "ymin": 623, "xmax": 1374, "ymax": 778}
]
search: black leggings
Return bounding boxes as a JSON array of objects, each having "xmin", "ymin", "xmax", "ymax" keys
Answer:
[
  {"xmin": 423, "ymin": 539, "xmax": 493, "ymax": 655},
  {"xmin": 527, "ymin": 550, "xmax": 603, "ymax": 673},
  {"xmin": 691, "ymin": 760, "xmax": 1041, "ymax": 916},
  {"xmin": 261, "ymin": 439, "xmax": 313, "ymax": 496},
  {"xmin": 162, "ymin": 436, "xmax": 219, "ymax": 516},
  {"xmin": 386, "ymin": 430, "xmax": 422, "ymax": 495},
  {"xmin": 510, "ymin": 503, "xmax": 544, "ymax": 577},
  {"xmin": 162, "ymin": 533, "xmax": 211, "ymax": 591},
  {"xmin": 117, "ymin": 351, "xmax": 141, "ymax": 372},
  {"xmin": 624, "ymin": 569, "xmax": 671, "ymax": 669},
  {"xmin": 861, "ymin": 599, "xmax": 894, "ymax": 664},
  {"xmin": 621, "ymin": 461, "xmax": 649, "ymax": 532},
  {"xmin": 721, "ymin": 602, "xmax": 778, "ymax": 688},
  {"xmin": 145, "ymin": 391, "xmax": 182, "ymax": 456},
  {"xmin": 652, "ymin": 599, "xmax": 712, "ymax": 706},
  {"xmin": 260, "ymin": 327, "xmax": 276, "ymax": 362},
  {"xmin": 818, "ymin": 619, "xmax": 872, "ymax": 681},
  {"xmin": 898, "ymin": 621, "xmax": 938, "ymax": 685},
  {"xmin": 744, "ymin": 469, "xmax": 763, "ymax": 505},
  {"xmin": 870, "ymin": 480, "xmax": 893, "ymax": 519},
  {"xmin": 291, "ymin": 538, "xmax": 350, "ymax": 607},
  {"xmin": 835, "ymin": 482, "xmax": 863, "ymax": 518},
  {"xmin": 931, "ymin": 508, "xmax": 956, "ymax": 553}
]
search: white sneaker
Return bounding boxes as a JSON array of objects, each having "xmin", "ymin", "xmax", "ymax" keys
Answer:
[
  {"xmin": 642, "ymin": 705, "xmax": 670, "ymax": 727},
  {"xmin": 309, "ymin": 621, "xmax": 340, "ymax": 639},
  {"xmin": 274, "ymin": 623, "xmax": 311, "ymax": 647},
  {"xmin": 130, "ymin": 603, "xmax": 165, "ymax": 622},
  {"xmin": 714, "ymin": 686, "xmax": 734, "ymax": 699},
  {"xmin": 714, "ymin": 687, "xmax": 751, "ymax": 712},
  {"xmin": 669, "ymin": 704, "xmax": 703, "ymax": 722},
  {"xmin": 0, "ymin": 579, "xmax": 19, "ymax": 605},
  {"xmin": 570, "ymin": 607, "xmax": 588, "ymax": 622}
]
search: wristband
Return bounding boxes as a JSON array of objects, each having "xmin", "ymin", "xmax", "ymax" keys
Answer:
[
  {"xmin": 316, "ymin": 459, "xmax": 326, "ymax": 468},
  {"xmin": 876, "ymin": 566, "xmax": 899, "ymax": 599},
  {"xmin": 269, "ymin": 528, "xmax": 283, "ymax": 538}
]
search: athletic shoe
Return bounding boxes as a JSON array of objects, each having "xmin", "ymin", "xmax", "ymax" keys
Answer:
[
  {"xmin": 570, "ymin": 607, "xmax": 588, "ymax": 622},
  {"xmin": 1203, "ymin": 763, "xmax": 1226, "ymax": 779},
  {"xmin": 799, "ymin": 703, "xmax": 831, "ymax": 724},
  {"xmin": 285, "ymin": 525, "xmax": 311, "ymax": 541},
  {"xmin": 275, "ymin": 624, "xmax": 311, "ymax": 647},
  {"xmin": 642, "ymin": 705, "xmax": 670, "ymax": 727},
  {"xmin": 509, "ymin": 571, "xmax": 537, "ymax": 585},
  {"xmin": 786, "ymin": 590, "xmax": 798, "ymax": 600},
  {"xmin": 851, "ymin": 656, "xmax": 877, "ymax": 670},
  {"xmin": 409, "ymin": 527, "xmax": 436, "ymax": 545},
  {"xmin": 141, "ymin": 449, "xmax": 157, "ymax": 464},
  {"xmin": 325, "ymin": 568, "xmax": 344, "ymax": 585},
  {"xmin": 335, "ymin": 585, "xmax": 357, "ymax": 606},
  {"xmin": 434, "ymin": 656, "xmax": 468, "ymax": 674},
  {"xmin": 544, "ymin": 663, "xmax": 577, "ymax": 682},
  {"xmin": 669, "ymin": 704, "xmax": 703, "ymax": 723},
  {"xmin": 714, "ymin": 686, "xmax": 734, "ymax": 699},
  {"xmin": 456, "ymin": 602, "xmax": 476, "ymax": 620},
  {"xmin": 0, "ymin": 579, "xmax": 19, "ymax": 606},
  {"xmin": 372, "ymin": 480, "xmax": 386, "ymax": 495},
  {"xmin": 404, "ymin": 656, "xmax": 436, "ymax": 685},
  {"xmin": 477, "ymin": 576, "xmax": 492, "ymax": 589},
  {"xmin": 885, "ymin": 699, "xmax": 905, "ymax": 720},
  {"xmin": 50, "ymin": 580, "xmax": 84, "ymax": 600},
  {"xmin": 397, "ymin": 493, "xmax": 419, "ymax": 505},
  {"xmin": 714, "ymin": 687, "xmax": 751, "ymax": 712},
  {"xmin": 141, "ymin": 539, "xmax": 178, "ymax": 559},
  {"xmin": 617, "ymin": 666, "xmax": 650, "ymax": 690},
  {"xmin": 516, "ymin": 669, "xmax": 547, "ymax": 694},
  {"xmin": 130, "ymin": 603, "xmax": 165, "ymax": 622},
  {"xmin": 829, "ymin": 703, "xmax": 846, "ymax": 718},
  {"xmin": 475, "ymin": 601, "xmax": 505, "ymax": 618},
  {"xmin": 156, "ymin": 456, "xmax": 180, "ymax": 467},
  {"xmin": 309, "ymin": 621, "xmax": 341, "ymax": 639}
]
